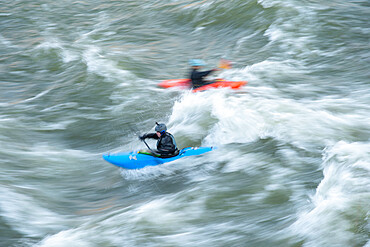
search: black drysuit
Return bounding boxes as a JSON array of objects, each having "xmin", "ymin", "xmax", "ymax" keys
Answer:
[
  {"xmin": 141, "ymin": 132, "xmax": 178, "ymax": 157},
  {"xmin": 190, "ymin": 68, "xmax": 215, "ymax": 89}
]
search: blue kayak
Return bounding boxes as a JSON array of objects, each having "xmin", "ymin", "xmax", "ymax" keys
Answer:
[{"xmin": 102, "ymin": 146, "xmax": 215, "ymax": 169}]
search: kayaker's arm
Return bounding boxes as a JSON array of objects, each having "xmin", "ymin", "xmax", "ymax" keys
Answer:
[
  {"xmin": 198, "ymin": 69, "xmax": 215, "ymax": 77},
  {"xmin": 190, "ymin": 69, "xmax": 216, "ymax": 81},
  {"xmin": 139, "ymin": 133, "xmax": 158, "ymax": 140}
]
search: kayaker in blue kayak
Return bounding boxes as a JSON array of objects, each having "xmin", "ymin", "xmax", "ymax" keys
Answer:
[
  {"xmin": 189, "ymin": 59, "xmax": 219, "ymax": 89},
  {"xmin": 139, "ymin": 122, "xmax": 179, "ymax": 157}
]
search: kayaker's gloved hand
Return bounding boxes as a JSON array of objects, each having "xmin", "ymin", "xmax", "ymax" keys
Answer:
[{"xmin": 139, "ymin": 134, "xmax": 146, "ymax": 141}]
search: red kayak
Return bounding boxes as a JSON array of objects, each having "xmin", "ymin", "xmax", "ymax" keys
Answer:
[{"xmin": 158, "ymin": 79, "xmax": 247, "ymax": 92}]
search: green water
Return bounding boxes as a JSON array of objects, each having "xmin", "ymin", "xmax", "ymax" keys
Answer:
[{"xmin": 1, "ymin": 1, "xmax": 369, "ymax": 246}]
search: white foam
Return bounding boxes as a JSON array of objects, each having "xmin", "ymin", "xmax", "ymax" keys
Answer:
[
  {"xmin": 167, "ymin": 91, "xmax": 262, "ymax": 146},
  {"xmin": 0, "ymin": 186, "xmax": 68, "ymax": 238},
  {"xmin": 119, "ymin": 163, "xmax": 177, "ymax": 181},
  {"xmin": 258, "ymin": 0, "xmax": 323, "ymax": 60},
  {"xmin": 82, "ymin": 45, "xmax": 133, "ymax": 84},
  {"xmin": 36, "ymin": 230, "xmax": 90, "ymax": 247},
  {"xmin": 167, "ymin": 84, "xmax": 369, "ymax": 153},
  {"xmin": 35, "ymin": 38, "xmax": 79, "ymax": 63},
  {"xmin": 40, "ymin": 102, "xmax": 79, "ymax": 113},
  {"xmin": 35, "ymin": 190, "xmax": 209, "ymax": 246},
  {"xmin": 289, "ymin": 141, "xmax": 370, "ymax": 246},
  {"xmin": 0, "ymin": 34, "xmax": 17, "ymax": 48}
]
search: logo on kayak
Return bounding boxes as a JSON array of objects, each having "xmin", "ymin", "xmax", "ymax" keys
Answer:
[{"xmin": 129, "ymin": 155, "xmax": 137, "ymax": 160}]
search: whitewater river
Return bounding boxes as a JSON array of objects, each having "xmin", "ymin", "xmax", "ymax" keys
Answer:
[{"xmin": 1, "ymin": 1, "xmax": 369, "ymax": 246}]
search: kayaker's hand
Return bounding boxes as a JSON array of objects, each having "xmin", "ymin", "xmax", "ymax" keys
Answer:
[{"xmin": 139, "ymin": 135, "xmax": 146, "ymax": 141}]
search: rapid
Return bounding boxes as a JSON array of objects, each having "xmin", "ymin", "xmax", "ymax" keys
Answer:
[{"xmin": 1, "ymin": 1, "xmax": 369, "ymax": 246}]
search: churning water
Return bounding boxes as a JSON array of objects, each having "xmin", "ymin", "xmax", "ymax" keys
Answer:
[{"xmin": 1, "ymin": 1, "xmax": 369, "ymax": 246}]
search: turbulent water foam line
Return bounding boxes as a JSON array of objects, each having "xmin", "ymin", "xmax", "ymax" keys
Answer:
[
  {"xmin": 289, "ymin": 141, "xmax": 370, "ymax": 246},
  {"xmin": 36, "ymin": 192, "xmax": 208, "ymax": 246},
  {"xmin": 35, "ymin": 230, "xmax": 92, "ymax": 247},
  {"xmin": 82, "ymin": 45, "xmax": 133, "ymax": 84},
  {"xmin": 0, "ymin": 186, "xmax": 68, "ymax": 238},
  {"xmin": 167, "ymin": 91, "xmax": 263, "ymax": 146},
  {"xmin": 7, "ymin": 86, "xmax": 55, "ymax": 106},
  {"xmin": 120, "ymin": 163, "xmax": 177, "ymax": 181},
  {"xmin": 259, "ymin": 0, "xmax": 322, "ymax": 61},
  {"xmin": 0, "ymin": 34, "xmax": 18, "ymax": 48},
  {"xmin": 34, "ymin": 38, "xmax": 78, "ymax": 63}
]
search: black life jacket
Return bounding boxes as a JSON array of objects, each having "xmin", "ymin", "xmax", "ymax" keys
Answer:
[{"xmin": 157, "ymin": 132, "xmax": 178, "ymax": 154}]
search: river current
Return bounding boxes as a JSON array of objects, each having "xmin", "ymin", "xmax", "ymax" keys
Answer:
[{"xmin": 1, "ymin": 1, "xmax": 369, "ymax": 246}]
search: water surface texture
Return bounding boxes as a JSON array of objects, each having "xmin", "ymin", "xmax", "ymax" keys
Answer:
[{"xmin": 1, "ymin": 1, "xmax": 369, "ymax": 246}]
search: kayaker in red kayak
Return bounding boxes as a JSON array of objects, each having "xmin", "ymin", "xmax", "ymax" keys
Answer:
[{"xmin": 189, "ymin": 59, "xmax": 219, "ymax": 89}]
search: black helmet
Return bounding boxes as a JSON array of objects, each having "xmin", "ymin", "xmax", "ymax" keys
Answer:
[{"xmin": 155, "ymin": 122, "xmax": 167, "ymax": 133}]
